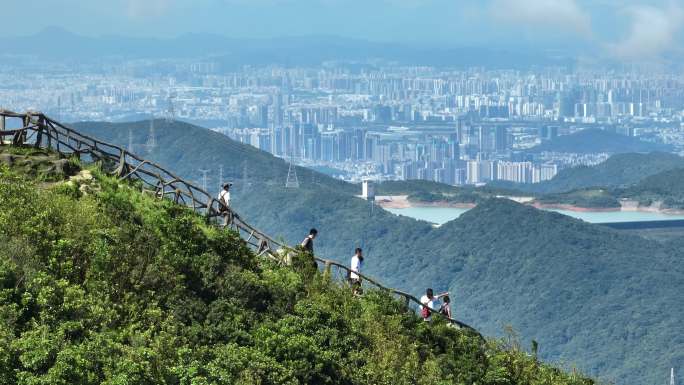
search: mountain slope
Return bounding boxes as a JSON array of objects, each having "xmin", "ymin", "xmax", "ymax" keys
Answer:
[
  {"xmin": 0, "ymin": 152, "xmax": 595, "ymax": 385},
  {"xmin": 492, "ymin": 152, "xmax": 684, "ymax": 194},
  {"xmin": 70, "ymin": 119, "xmax": 684, "ymax": 384},
  {"xmin": 416, "ymin": 199, "xmax": 684, "ymax": 383}
]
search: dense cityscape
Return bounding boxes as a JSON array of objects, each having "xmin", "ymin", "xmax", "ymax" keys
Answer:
[{"xmin": 3, "ymin": 59, "xmax": 684, "ymax": 185}]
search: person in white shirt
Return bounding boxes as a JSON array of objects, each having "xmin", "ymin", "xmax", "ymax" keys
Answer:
[
  {"xmin": 218, "ymin": 182, "xmax": 232, "ymax": 226},
  {"xmin": 420, "ymin": 288, "xmax": 448, "ymax": 321},
  {"xmin": 349, "ymin": 248, "xmax": 364, "ymax": 294}
]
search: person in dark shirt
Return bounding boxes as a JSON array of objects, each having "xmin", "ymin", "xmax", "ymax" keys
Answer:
[
  {"xmin": 300, "ymin": 228, "xmax": 318, "ymax": 270},
  {"xmin": 440, "ymin": 295, "xmax": 452, "ymax": 319},
  {"xmin": 301, "ymin": 228, "xmax": 317, "ymax": 254}
]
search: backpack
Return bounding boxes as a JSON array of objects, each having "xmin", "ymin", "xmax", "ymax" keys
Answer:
[{"xmin": 421, "ymin": 305, "xmax": 430, "ymax": 319}]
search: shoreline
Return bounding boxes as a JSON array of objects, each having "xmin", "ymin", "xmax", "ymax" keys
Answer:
[
  {"xmin": 376, "ymin": 195, "xmax": 684, "ymax": 216},
  {"xmin": 375, "ymin": 195, "xmax": 476, "ymax": 210}
]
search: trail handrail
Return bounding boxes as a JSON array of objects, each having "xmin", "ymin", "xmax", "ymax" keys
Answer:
[{"xmin": 0, "ymin": 110, "xmax": 480, "ymax": 336}]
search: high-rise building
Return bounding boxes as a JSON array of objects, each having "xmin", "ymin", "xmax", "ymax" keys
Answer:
[{"xmin": 495, "ymin": 125, "xmax": 508, "ymax": 153}]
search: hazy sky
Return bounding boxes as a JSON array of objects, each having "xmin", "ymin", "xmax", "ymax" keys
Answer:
[{"xmin": 2, "ymin": 0, "xmax": 682, "ymax": 59}]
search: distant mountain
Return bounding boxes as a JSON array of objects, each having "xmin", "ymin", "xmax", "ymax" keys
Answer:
[
  {"xmin": 527, "ymin": 129, "xmax": 671, "ymax": 154},
  {"xmin": 492, "ymin": 152, "xmax": 684, "ymax": 194},
  {"xmin": 1, "ymin": 27, "xmax": 573, "ymax": 68},
  {"xmin": 71, "ymin": 119, "xmax": 684, "ymax": 385}
]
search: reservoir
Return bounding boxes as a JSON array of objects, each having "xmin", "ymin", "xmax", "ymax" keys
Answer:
[{"xmin": 384, "ymin": 206, "xmax": 684, "ymax": 225}]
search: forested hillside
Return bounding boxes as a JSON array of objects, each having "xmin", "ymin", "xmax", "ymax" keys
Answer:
[
  {"xmin": 0, "ymin": 149, "xmax": 595, "ymax": 385},
  {"xmin": 71, "ymin": 119, "xmax": 684, "ymax": 384},
  {"xmin": 618, "ymin": 168, "xmax": 684, "ymax": 209},
  {"xmin": 413, "ymin": 199, "xmax": 684, "ymax": 383}
]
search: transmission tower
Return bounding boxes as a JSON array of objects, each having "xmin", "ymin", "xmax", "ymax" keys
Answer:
[
  {"xmin": 146, "ymin": 119, "xmax": 157, "ymax": 153},
  {"xmin": 127, "ymin": 128, "xmax": 135, "ymax": 153},
  {"xmin": 166, "ymin": 94, "xmax": 176, "ymax": 123},
  {"xmin": 198, "ymin": 169, "xmax": 210, "ymax": 192},
  {"xmin": 242, "ymin": 163, "xmax": 250, "ymax": 192},
  {"xmin": 285, "ymin": 155, "xmax": 299, "ymax": 188}
]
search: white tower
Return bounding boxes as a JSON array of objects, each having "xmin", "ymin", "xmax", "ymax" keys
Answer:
[{"xmin": 672, "ymin": 368, "xmax": 675, "ymax": 385}]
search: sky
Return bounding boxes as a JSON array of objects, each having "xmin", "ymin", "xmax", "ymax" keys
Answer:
[{"xmin": 1, "ymin": 0, "xmax": 683, "ymax": 60}]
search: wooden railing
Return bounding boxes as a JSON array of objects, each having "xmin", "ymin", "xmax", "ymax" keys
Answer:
[{"xmin": 0, "ymin": 110, "xmax": 481, "ymax": 336}]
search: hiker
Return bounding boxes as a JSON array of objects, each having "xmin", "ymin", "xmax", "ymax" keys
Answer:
[
  {"xmin": 439, "ymin": 295, "xmax": 452, "ymax": 319},
  {"xmin": 218, "ymin": 182, "xmax": 232, "ymax": 226},
  {"xmin": 420, "ymin": 288, "xmax": 448, "ymax": 321},
  {"xmin": 300, "ymin": 228, "xmax": 318, "ymax": 269},
  {"xmin": 349, "ymin": 247, "xmax": 364, "ymax": 294},
  {"xmin": 301, "ymin": 228, "xmax": 317, "ymax": 254}
]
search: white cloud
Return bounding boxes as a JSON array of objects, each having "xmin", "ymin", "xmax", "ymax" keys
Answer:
[
  {"xmin": 126, "ymin": 0, "xmax": 171, "ymax": 19},
  {"xmin": 491, "ymin": 0, "xmax": 592, "ymax": 36},
  {"xmin": 609, "ymin": 3, "xmax": 684, "ymax": 60}
]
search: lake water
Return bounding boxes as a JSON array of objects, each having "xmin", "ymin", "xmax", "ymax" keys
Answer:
[{"xmin": 385, "ymin": 206, "xmax": 684, "ymax": 225}]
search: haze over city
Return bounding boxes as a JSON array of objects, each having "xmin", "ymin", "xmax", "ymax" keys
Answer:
[{"xmin": 2, "ymin": 0, "xmax": 684, "ymax": 61}]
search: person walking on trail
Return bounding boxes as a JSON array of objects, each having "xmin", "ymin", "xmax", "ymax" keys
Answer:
[
  {"xmin": 420, "ymin": 288, "xmax": 448, "ymax": 321},
  {"xmin": 439, "ymin": 295, "xmax": 452, "ymax": 319},
  {"xmin": 218, "ymin": 182, "xmax": 232, "ymax": 227},
  {"xmin": 349, "ymin": 248, "xmax": 364, "ymax": 295}
]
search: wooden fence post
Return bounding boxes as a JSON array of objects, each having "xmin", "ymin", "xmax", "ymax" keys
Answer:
[{"xmin": 114, "ymin": 150, "xmax": 128, "ymax": 177}]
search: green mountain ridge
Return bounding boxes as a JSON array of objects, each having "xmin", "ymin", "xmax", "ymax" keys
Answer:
[
  {"xmin": 70, "ymin": 119, "xmax": 684, "ymax": 384},
  {"xmin": 0, "ymin": 147, "xmax": 599, "ymax": 385}
]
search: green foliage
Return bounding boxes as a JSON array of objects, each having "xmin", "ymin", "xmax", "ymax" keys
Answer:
[{"xmin": 0, "ymin": 163, "xmax": 593, "ymax": 385}]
